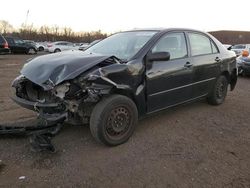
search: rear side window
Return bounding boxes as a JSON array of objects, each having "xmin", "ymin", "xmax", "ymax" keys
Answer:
[
  {"xmin": 56, "ymin": 42, "xmax": 67, "ymax": 46},
  {"xmin": 188, "ymin": 33, "xmax": 218, "ymax": 56}
]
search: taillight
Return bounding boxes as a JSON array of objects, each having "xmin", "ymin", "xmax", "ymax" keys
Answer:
[{"xmin": 4, "ymin": 42, "xmax": 8, "ymax": 48}]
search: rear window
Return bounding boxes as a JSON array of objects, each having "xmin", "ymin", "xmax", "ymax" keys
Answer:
[{"xmin": 0, "ymin": 35, "xmax": 5, "ymax": 43}]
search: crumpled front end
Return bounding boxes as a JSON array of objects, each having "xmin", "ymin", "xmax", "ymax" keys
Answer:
[
  {"xmin": 11, "ymin": 50, "xmax": 146, "ymax": 126},
  {"xmin": 12, "ymin": 75, "xmax": 68, "ymax": 125},
  {"xmin": 12, "ymin": 76, "xmax": 106, "ymax": 126},
  {"xmin": 11, "ymin": 57, "xmax": 127, "ymax": 126}
]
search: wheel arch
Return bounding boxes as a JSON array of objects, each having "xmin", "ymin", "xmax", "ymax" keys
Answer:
[
  {"xmin": 54, "ymin": 48, "xmax": 61, "ymax": 53},
  {"xmin": 221, "ymin": 69, "xmax": 237, "ymax": 91},
  {"xmin": 111, "ymin": 88, "xmax": 146, "ymax": 117}
]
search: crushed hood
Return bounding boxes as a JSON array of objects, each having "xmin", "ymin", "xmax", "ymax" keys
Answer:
[{"xmin": 21, "ymin": 50, "xmax": 115, "ymax": 89}]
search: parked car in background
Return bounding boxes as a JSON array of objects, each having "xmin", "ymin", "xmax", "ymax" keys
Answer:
[
  {"xmin": 231, "ymin": 44, "xmax": 250, "ymax": 56},
  {"xmin": 48, "ymin": 41, "xmax": 78, "ymax": 53},
  {"xmin": 36, "ymin": 42, "xmax": 46, "ymax": 51},
  {"xmin": 223, "ymin": 44, "xmax": 232, "ymax": 50},
  {"xmin": 79, "ymin": 40, "xmax": 101, "ymax": 51},
  {"xmin": 5, "ymin": 37, "xmax": 38, "ymax": 54},
  {"xmin": 237, "ymin": 50, "xmax": 250, "ymax": 76},
  {"xmin": 78, "ymin": 42, "xmax": 90, "ymax": 51},
  {"xmin": 74, "ymin": 42, "xmax": 88, "ymax": 47},
  {"xmin": 0, "ymin": 34, "xmax": 10, "ymax": 54},
  {"xmin": 24, "ymin": 40, "xmax": 46, "ymax": 51},
  {"xmin": 40, "ymin": 42, "xmax": 50, "ymax": 52},
  {"xmin": 12, "ymin": 28, "xmax": 237, "ymax": 146}
]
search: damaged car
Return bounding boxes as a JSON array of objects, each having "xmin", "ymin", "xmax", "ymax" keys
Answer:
[{"xmin": 11, "ymin": 28, "xmax": 237, "ymax": 146}]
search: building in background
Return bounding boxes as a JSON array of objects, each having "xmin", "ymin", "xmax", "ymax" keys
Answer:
[{"xmin": 209, "ymin": 30, "xmax": 250, "ymax": 45}]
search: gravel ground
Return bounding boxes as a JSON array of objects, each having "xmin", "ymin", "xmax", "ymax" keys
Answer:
[{"xmin": 0, "ymin": 54, "xmax": 250, "ymax": 188}]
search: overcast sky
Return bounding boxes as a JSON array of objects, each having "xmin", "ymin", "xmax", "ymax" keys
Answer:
[{"xmin": 1, "ymin": 0, "xmax": 249, "ymax": 33}]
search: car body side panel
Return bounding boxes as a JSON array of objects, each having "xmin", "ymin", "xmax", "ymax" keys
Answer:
[
  {"xmin": 146, "ymin": 57, "xmax": 194, "ymax": 113},
  {"xmin": 87, "ymin": 59, "xmax": 147, "ymax": 116},
  {"xmin": 190, "ymin": 54, "xmax": 219, "ymax": 97}
]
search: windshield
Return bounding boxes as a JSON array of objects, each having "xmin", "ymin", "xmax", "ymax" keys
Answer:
[{"xmin": 84, "ymin": 31, "xmax": 157, "ymax": 60}]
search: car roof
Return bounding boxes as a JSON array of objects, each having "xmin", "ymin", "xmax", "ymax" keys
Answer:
[
  {"xmin": 124, "ymin": 28, "xmax": 205, "ymax": 33},
  {"xmin": 54, "ymin": 41, "xmax": 71, "ymax": 43}
]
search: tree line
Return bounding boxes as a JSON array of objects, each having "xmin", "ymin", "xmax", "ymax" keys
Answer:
[{"xmin": 0, "ymin": 20, "xmax": 107, "ymax": 43}]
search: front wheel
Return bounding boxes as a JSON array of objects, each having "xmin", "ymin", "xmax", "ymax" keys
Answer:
[
  {"xmin": 90, "ymin": 95, "xmax": 138, "ymax": 146},
  {"xmin": 207, "ymin": 75, "xmax": 228, "ymax": 105}
]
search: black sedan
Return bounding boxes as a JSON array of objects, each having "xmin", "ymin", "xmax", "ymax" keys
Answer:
[
  {"xmin": 12, "ymin": 28, "xmax": 237, "ymax": 146},
  {"xmin": 5, "ymin": 36, "xmax": 37, "ymax": 54}
]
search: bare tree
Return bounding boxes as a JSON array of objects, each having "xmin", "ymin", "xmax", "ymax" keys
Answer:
[{"xmin": 0, "ymin": 20, "xmax": 14, "ymax": 34}]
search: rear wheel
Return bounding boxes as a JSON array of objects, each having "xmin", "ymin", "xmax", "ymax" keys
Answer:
[
  {"xmin": 54, "ymin": 48, "xmax": 61, "ymax": 53},
  {"xmin": 90, "ymin": 95, "xmax": 138, "ymax": 146},
  {"xmin": 207, "ymin": 75, "xmax": 228, "ymax": 105}
]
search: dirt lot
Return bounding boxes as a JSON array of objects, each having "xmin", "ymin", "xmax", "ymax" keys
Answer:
[{"xmin": 0, "ymin": 54, "xmax": 250, "ymax": 188}]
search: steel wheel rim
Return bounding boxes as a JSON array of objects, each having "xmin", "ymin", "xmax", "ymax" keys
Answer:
[
  {"xmin": 29, "ymin": 49, "xmax": 35, "ymax": 54},
  {"xmin": 106, "ymin": 106, "xmax": 131, "ymax": 140}
]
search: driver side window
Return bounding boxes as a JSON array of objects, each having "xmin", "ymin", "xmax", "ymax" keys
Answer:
[
  {"xmin": 14, "ymin": 39, "xmax": 24, "ymax": 44},
  {"xmin": 152, "ymin": 32, "xmax": 188, "ymax": 60}
]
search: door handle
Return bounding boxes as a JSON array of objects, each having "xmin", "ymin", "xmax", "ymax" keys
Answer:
[
  {"xmin": 215, "ymin": 57, "xmax": 221, "ymax": 62},
  {"xmin": 184, "ymin": 62, "xmax": 193, "ymax": 68}
]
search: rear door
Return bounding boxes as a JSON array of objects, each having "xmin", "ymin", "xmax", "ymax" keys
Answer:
[
  {"xmin": 187, "ymin": 32, "xmax": 220, "ymax": 97},
  {"xmin": 146, "ymin": 32, "xmax": 194, "ymax": 112}
]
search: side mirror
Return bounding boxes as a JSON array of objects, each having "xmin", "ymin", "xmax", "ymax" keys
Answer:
[{"xmin": 147, "ymin": 52, "xmax": 170, "ymax": 62}]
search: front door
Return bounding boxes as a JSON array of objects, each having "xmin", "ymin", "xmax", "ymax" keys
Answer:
[
  {"xmin": 14, "ymin": 39, "xmax": 26, "ymax": 53},
  {"xmin": 146, "ymin": 32, "xmax": 194, "ymax": 113}
]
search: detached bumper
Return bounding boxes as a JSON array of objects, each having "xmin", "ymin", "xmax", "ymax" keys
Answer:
[
  {"xmin": 11, "ymin": 95, "xmax": 67, "ymax": 125},
  {"xmin": 11, "ymin": 95, "xmax": 60, "ymax": 111}
]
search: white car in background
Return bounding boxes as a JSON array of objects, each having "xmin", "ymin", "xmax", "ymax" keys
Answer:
[
  {"xmin": 79, "ymin": 39, "xmax": 101, "ymax": 51},
  {"xmin": 24, "ymin": 40, "xmax": 45, "ymax": 51},
  {"xmin": 48, "ymin": 41, "xmax": 78, "ymax": 53}
]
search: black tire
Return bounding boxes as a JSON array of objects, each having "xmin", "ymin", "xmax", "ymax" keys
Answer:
[
  {"xmin": 54, "ymin": 48, "xmax": 61, "ymax": 53},
  {"xmin": 207, "ymin": 75, "xmax": 228, "ymax": 105},
  {"xmin": 90, "ymin": 95, "xmax": 138, "ymax": 146},
  {"xmin": 39, "ymin": 46, "xmax": 44, "ymax": 51}
]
